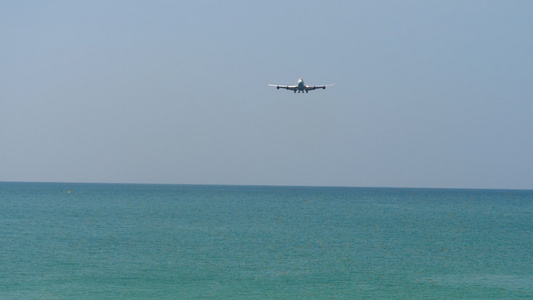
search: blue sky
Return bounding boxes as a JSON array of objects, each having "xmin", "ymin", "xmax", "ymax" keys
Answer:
[{"xmin": 2, "ymin": 1, "xmax": 532, "ymax": 189}]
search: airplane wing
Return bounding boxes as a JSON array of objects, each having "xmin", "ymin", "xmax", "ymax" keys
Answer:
[
  {"xmin": 305, "ymin": 84, "xmax": 335, "ymax": 91},
  {"xmin": 269, "ymin": 84, "xmax": 298, "ymax": 91}
]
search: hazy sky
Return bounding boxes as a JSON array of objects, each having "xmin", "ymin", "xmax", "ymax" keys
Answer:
[{"xmin": 2, "ymin": 1, "xmax": 532, "ymax": 189}]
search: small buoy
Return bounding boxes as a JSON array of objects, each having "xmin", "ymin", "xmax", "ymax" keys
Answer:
[{"xmin": 68, "ymin": 190, "xmax": 71, "ymax": 193}]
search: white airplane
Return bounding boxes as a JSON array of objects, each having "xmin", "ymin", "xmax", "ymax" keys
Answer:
[{"xmin": 269, "ymin": 78, "xmax": 334, "ymax": 93}]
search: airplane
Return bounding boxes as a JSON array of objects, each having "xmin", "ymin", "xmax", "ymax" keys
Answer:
[{"xmin": 269, "ymin": 78, "xmax": 334, "ymax": 93}]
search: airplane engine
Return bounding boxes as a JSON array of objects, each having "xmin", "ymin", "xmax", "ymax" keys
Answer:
[{"xmin": 277, "ymin": 86, "xmax": 280, "ymax": 89}]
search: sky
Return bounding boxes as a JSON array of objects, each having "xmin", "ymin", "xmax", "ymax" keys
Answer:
[{"xmin": 1, "ymin": 1, "xmax": 532, "ymax": 189}]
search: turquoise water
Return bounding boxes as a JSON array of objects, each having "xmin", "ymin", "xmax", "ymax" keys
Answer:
[{"xmin": 1, "ymin": 183, "xmax": 532, "ymax": 299}]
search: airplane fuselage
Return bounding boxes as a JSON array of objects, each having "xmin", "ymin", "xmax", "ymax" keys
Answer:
[{"xmin": 297, "ymin": 78, "xmax": 306, "ymax": 91}]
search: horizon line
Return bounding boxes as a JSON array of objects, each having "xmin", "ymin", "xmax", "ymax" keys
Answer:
[{"xmin": 1, "ymin": 180, "xmax": 531, "ymax": 192}]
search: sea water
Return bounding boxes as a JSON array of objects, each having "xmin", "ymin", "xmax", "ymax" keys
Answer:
[{"xmin": 1, "ymin": 182, "xmax": 532, "ymax": 299}]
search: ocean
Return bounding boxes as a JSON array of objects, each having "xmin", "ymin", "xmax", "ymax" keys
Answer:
[{"xmin": 1, "ymin": 182, "xmax": 532, "ymax": 299}]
